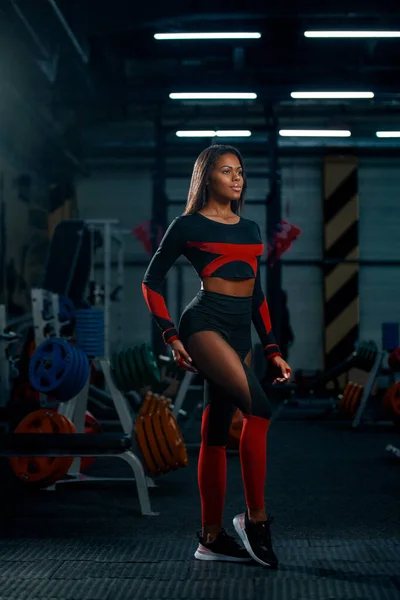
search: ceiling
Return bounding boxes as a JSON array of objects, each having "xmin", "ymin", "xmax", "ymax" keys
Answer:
[{"xmin": 1, "ymin": 0, "xmax": 400, "ymax": 176}]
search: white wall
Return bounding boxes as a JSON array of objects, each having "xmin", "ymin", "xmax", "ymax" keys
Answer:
[{"xmin": 358, "ymin": 158, "xmax": 400, "ymax": 346}]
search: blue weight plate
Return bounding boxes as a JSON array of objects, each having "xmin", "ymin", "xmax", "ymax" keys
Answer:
[
  {"xmin": 57, "ymin": 345, "xmax": 82, "ymax": 401},
  {"xmin": 29, "ymin": 339, "xmax": 75, "ymax": 394},
  {"xmin": 76, "ymin": 349, "xmax": 90, "ymax": 391},
  {"xmin": 59, "ymin": 296, "xmax": 75, "ymax": 323}
]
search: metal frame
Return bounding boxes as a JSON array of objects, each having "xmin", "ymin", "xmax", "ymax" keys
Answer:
[
  {"xmin": 352, "ymin": 351, "xmax": 385, "ymax": 428},
  {"xmin": 57, "ymin": 357, "xmax": 158, "ymax": 516},
  {"xmin": 85, "ymin": 219, "xmax": 125, "ymax": 359}
]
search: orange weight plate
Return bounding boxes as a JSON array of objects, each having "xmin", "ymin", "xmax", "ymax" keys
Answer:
[
  {"xmin": 139, "ymin": 391, "xmax": 154, "ymax": 417},
  {"xmin": 40, "ymin": 414, "xmax": 76, "ymax": 485},
  {"xmin": 9, "ymin": 410, "xmax": 71, "ymax": 483},
  {"xmin": 344, "ymin": 383, "xmax": 357, "ymax": 415},
  {"xmin": 151, "ymin": 408, "xmax": 177, "ymax": 469},
  {"xmin": 338, "ymin": 383, "xmax": 352, "ymax": 412},
  {"xmin": 142, "ymin": 414, "xmax": 168, "ymax": 474},
  {"xmin": 159, "ymin": 402, "xmax": 188, "ymax": 468},
  {"xmin": 349, "ymin": 385, "xmax": 363, "ymax": 416},
  {"xmin": 135, "ymin": 416, "xmax": 159, "ymax": 476}
]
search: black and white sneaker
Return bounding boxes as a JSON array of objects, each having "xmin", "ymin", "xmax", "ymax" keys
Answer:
[
  {"xmin": 194, "ymin": 528, "xmax": 252, "ymax": 562},
  {"xmin": 233, "ymin": 512, "xmax": 278, "ymax": 569}
]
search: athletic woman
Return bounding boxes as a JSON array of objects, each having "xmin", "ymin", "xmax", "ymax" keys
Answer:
[{"xmin": 142, "ymin": 145, "xmax": 292, "ymax": 568}]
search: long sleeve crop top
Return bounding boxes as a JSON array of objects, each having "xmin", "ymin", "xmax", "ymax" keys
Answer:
[{"xmin": 142, "ymin": 212, "xmax": 281, "ymax": 360}]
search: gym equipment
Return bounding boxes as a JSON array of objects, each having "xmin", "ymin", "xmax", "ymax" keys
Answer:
[
  {"xmin": 80, "ymin": 410, "xmax": 102, "ymax": 472},
  {"xmin": 58, "ymin": 296, "xmax": 75, "ymax": 323},
  {"xmin": 111, "ymin": 344, "xmax": 161, "ymax": 392},
  {"xmin": 382, "ymin": 383, "xmax": 400, "ymax": 426},
  {"xmin": 29, "ymin": 338, "xmax": 90, "ymax": 402},
  {"xmin": 42, "ymin": 220, "xmax": 92, "ymax": 308},
  {"xmin": 382, "ymin": 323, "xmax": 399, "ymax": 352},
  {"xmin": 385, "ymin": 444, "xmax": 400, "ymax": 460},
  {"xmin": 75, "ymin": 308, "xmax": 105, "ymax": 357},
  {"xmin": 135, "ymin": 391, "xmax": 188, "ymax": 476},
  {"xmin": 338, "ymin": 382, "xmax": 364, "ymax": 417},
  {"xmin": 9, "ymin": 410, "xmax": 75, "ymax": 485},
  {"xmin": 388, "ymin": 347, "xmax": 400, "ymax": 371},
  {"xmin": 353, "ymin": 341, "xmax": 378, "ymax": 372},
  {"xmin": 0, "ymin": 355, "xmax": 158, "ymax": 516}
]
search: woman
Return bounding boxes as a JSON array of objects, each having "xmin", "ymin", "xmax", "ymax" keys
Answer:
[{"xmin": 142, "ymin": 145, "xmax": 292, "ymax": 568}]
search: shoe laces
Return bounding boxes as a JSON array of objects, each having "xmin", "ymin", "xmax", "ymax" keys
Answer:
[
  {"xmin": 219, "ymin": 528, "xmax": 243, "ymax": 550},
  {"xmin": 198, "ymin": 528, "xmax": 241, "ymax": 549}
]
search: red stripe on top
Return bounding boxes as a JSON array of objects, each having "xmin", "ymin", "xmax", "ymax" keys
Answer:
[
  {"xmin": 187, "ymin": 241, "xmax": 263, "ymax": 256},
  {"xmin": 201, "ymin": 253, "xmax": 258, "ymax": 278},
  {"xmin": 259, "ymin": 298, "xmax": 272, "ymax": 334},
  {"xmin": 142, "ymin": 283, "xmax": 171, "ymax": 321}
]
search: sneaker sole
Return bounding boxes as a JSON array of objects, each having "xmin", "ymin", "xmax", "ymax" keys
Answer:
[
  {"xmin": 233, "ymin": 514, "xmax": 277, "ymax": 569},
  {"xmin": 194, "ymin": 545, "xmax": 252, "ymax": 563}
]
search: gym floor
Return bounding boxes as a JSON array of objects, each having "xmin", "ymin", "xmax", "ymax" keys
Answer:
[{"xmin": 1, "ymin": 416, "xmax": 400, "ymax": 600}]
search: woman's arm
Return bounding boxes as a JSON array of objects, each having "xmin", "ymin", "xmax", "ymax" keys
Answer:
[
  {"xmin": 252, "ymin": 224, "xmax": 282, "ymax": 360},
  {"xmin": 142, "ymin": 216, "xmax": 184, "ymax": 345}
]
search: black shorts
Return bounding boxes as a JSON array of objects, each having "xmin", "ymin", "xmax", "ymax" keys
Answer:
[{"xmin": 178, "ymin": 289, "xmax": 252, "ymax": 362}]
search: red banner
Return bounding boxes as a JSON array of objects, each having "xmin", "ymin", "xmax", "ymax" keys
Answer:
[
  {"xmin": 132, "ymin": 221, "xmax": 165, "ymax": 255},
  {"xmin": 267, "ymin": 220, "xmax": 302, "ymax": 264}
]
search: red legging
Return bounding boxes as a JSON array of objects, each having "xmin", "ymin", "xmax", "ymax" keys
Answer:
[{"xmin": 198, "ymin": 405, "xmax": 270, "ymax": 525}]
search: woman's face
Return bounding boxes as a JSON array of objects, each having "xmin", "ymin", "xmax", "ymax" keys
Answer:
[{"xmin": 207, "ymin": 153, "xmax": 243, "ymax": 201}]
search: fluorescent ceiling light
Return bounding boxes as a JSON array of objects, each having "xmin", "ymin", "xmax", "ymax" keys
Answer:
[
  {"xmin": 305, "ymin": 31, "xmax": 400, "ymax": 38},
  {"xmin": 176, "ymin": 131, "xmax": 216, "ymax": 137},
  {"xmin": 279, "ymin": 130, "xmax": 351, "ymax": 137},
  {"xmin": 291, "ymin": 91, "xmax": 374, "ymax": 99},
  {"xmin": 376, "ymin": 131, "xmax": 400, "ymax": 138},
  {"xmin": 216, "ymin": 130, "xmax": 251, "ymax": 137},
  {"xmin": 155, "ymin": 32, "xmax": 261, "ymax": 40},
  {"xmin": 176, "ymin": 130, "xmax": 252, "ymax": 138},
  {"xmin": 170, "ymin": 92, "xmax": 257, "ymax": 100}
]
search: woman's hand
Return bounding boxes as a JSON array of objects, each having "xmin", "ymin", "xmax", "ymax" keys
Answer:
[
  {"xmin": 270, "ymin": 355, "xmax": 292, "ymax": 385},
  {"xmin": 170, "ymin": 339, "xmax": 198, "ymax": 373}
]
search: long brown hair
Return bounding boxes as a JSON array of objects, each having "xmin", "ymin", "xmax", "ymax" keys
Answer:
[{"xmin": 183, "ymin": 145, "xmax": 247, "ymax": 215}]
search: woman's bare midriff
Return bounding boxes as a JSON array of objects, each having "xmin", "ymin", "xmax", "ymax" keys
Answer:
[{"xmin": 201, "ymin": 277, "xmax": 255, "ymax": 297}]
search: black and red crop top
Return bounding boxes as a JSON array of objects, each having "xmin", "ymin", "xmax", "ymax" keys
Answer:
[{"xmin": 142, "ymin": 212, "xmax": 281, "ymax": 360}]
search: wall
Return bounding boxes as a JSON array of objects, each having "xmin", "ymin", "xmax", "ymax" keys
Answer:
[
  {"xmin": 358, "ymin": 158, "xmax": 400, "ymax": 346},
  {"xmin": 76, "ymin": 155, "xmax": 400, "ymax": 369}
]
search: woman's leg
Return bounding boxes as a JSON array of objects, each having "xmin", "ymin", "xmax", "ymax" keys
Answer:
[
  {"xmin": 198, "ymin": 381, "xmax": 235, "ymax": 542},
  {"xmin": 240, "ymin": 349, "xmax": 270, "ymax": 524},
  {"xmin": 187, "ymin": 332, "xmax": 272, "ymax": 532}
]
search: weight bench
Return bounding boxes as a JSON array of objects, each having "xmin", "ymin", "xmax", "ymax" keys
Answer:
[
  {"xmin": 0, "ymin": 429, "xmax": 157, "ymax": 516},
  {"xmin": 0, "ymin": 433, "xmax": 133, "ymax": 455}
]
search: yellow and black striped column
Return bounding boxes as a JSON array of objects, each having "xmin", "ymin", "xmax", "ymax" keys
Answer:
[{"xmin": 323, "ymin": 156, "xmax": 359, "ymax": 369}]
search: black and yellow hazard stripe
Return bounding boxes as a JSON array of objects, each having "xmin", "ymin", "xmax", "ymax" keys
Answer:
[{"xmin": 323, "ymin": 156, "xmax": 359, "ymax": 369}]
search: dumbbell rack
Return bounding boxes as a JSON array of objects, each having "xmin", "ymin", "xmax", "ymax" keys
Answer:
[{"xmin": 56, "ymin": 357, "xmax": 158, "ymax": 516}]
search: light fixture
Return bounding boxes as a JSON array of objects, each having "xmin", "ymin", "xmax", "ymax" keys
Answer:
[
  {"xmin": 279, "ymin": 130, "xmax": 351, "ymax": 137},
  {"xmin": 155, "ymin": 32, "xmax": 261, "ymax": 40},
  {"xmin": 216, "ymin": 130, "xmax": 251, "ymax": 137},
  {"xmin": 376, "ymin": 131, "xmax": 400, "ymax": 138},
  {"xmin": 176, "ymin": 131, "xmax": 216, "ymax": 137},
  {"xmin": 176, "ymin": 130, "xmax": 252, "ymax": 138},
  {"xmin": 170, "ymin": 92, "xmax": 257, "ymax": 100},
  {"xmin": 304, "ymin": 31, "xmax": 400, "ymax": 38},
  {"xmin": 291, "ymin": 91, "xmax": 374, "ymax": 99}
]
